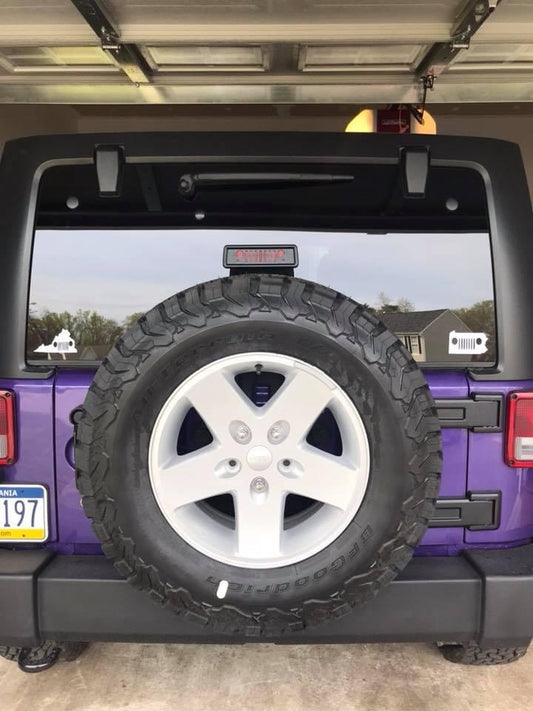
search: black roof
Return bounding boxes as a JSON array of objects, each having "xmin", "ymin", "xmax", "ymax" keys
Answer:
[{"xmin": 380, "ymin": 309, "xmax": 447, "ymax": 334}]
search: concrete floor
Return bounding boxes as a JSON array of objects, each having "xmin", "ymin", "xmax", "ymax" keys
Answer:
[{"xmin": 1, "ymin": 642, "xmax": 533, "ymax": 711}]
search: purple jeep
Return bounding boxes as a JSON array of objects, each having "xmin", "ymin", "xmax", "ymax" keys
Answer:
[{"xmin": 1, "ymin": 132, "xmax": 533, "ymax": 672}]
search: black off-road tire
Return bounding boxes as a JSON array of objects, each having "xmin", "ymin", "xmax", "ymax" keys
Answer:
[
  {"xmin": 0, "ymin": 641, "xmax": 88, "ymax": 668},
  {"xmin": 440, "ymin": 641, "xmax": 530, "ymax": 665},
  {"xmin": 76, "ymin": 274, "xmax": 441, "ymax": 636}
]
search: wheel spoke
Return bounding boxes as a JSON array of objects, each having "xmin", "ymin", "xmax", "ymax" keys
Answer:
[
  {"xmin": 235, "ymin": 487, "xmax": 285, "ymax": 559},
  {"xmin": 261, "ymin": 367, "xmax": 335, "ymax": 442},
  {"xmin": 286, "ymin": 445, "xmax": 359, "ymax": 511},
  {"xmin": 186, "ymin": 368, "xmax": 257, "ymax": 441},
  {"xmin": 155, "ymin": 446, "xmax": 233, "ymax": 510}
]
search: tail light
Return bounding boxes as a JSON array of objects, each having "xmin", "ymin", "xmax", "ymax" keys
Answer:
[
  {"xmin": 506, "ymin": 392, "xmax": 533, "ymax": 467},
  {"xmin": 0, "ymin": 390, "xmax": 15, "ymax": 466}
]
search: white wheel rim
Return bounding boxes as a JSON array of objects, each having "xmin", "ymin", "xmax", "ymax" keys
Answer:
[{"xmin": 148, "ymin": 352, "xmax": 370, "ymax": 569}]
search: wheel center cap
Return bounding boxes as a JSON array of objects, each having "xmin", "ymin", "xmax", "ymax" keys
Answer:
[{"xmin": 246, "ymin": 446, "xmax": 272, "ymax": 471}]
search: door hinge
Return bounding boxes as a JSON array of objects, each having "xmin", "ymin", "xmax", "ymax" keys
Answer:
[
  {"xmin": 430, "ymin": 491, "xmax": 501, "ymax": 531},
  {"xmin": 435, "ymin": 394, "xmax": 503, "ymax": 432}
]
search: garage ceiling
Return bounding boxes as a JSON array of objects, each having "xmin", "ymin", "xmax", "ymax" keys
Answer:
[{"xmin": 0, "ymin": 0, "xmax": 533, "ymax": 104}]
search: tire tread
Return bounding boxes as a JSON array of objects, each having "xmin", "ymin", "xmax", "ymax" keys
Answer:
[
  {"xmin": 76, "ymin": 275, "xmax": 441, "ymax": 636},
  {"xmin": 0, "ymin": 646, "xmax": 20, "ymax": 662},
  {"xmin": 440, "ymin": 641, "xmax": 529, "ymax": 665}
]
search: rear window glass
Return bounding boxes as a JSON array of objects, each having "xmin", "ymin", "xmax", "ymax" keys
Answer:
[
  {"xmin": 28, "ymin": 228, "xmax": 495, "ymax": 366},
  {"xmin": 29, "ymin": 160, "xmax": 494, "ymax": 367}
]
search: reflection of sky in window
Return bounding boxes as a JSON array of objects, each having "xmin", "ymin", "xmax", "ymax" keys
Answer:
[{"xmin": 30, "ymin": 230, "xmax": 494, "ymax": 322}]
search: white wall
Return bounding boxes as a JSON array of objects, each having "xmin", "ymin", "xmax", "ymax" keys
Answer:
[{"xmin": 0, "ymin": 105, "xmax": 78, "ymax": 142}]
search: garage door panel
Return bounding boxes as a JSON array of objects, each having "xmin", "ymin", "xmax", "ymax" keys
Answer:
[{"xmin": 0, "ymin": 0, "xmax": 532, "ymax": 103}]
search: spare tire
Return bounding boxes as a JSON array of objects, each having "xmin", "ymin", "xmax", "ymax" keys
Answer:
[{"xmin": 76, "ymin": 275, "xmax": 441, "ymax": 636}]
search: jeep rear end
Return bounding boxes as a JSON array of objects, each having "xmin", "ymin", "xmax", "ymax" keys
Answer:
[{"xmin": 1, "ymin": 131, "xmax": 533, "ymax": 670}]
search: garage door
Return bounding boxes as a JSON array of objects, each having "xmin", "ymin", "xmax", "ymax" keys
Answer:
[{"xmin": 0, "ymin": 0, "xmax": 532, "ymax": 104}]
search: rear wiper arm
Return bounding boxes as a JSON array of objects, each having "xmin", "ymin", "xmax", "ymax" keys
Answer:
[{"xmin": 178, "ymin": 172, "xmax": 353, "ymax": 197}]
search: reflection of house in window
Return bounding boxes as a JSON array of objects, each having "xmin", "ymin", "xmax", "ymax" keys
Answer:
[
  {"xmin": 380, "ymin": 309, "xmax": 472, "ymax": 363},
  {"xmin": 402, "ymin": 335, "xmax": 422, "ymax": 356},
  {"xmin": 80, "ymin": 345, "xmax": 112, "ymax": 361}
]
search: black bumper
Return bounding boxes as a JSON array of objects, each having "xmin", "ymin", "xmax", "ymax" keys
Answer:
[{"xmin": 2, "ymin": 546, "xmax": 533, "ymax": 647}]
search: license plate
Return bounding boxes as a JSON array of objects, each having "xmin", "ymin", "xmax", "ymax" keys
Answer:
[{"xmin": 0, "ymin": 485, "xmax": 49, "ymax": 542}]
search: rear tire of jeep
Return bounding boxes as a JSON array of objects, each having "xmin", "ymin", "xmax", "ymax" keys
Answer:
[
  {"xmin": 0, "ymin": 642, "xmax": 89, "ymax": 669},
  {"xmin": 0, "ymin": 646, "xmax": 20, "ymax": 662},
  {"xmin": 76, "ymin": 274, "xmax": 442, "ymax": 636},
  {"xmin": 439, "ymin": 641, "xmax": 530, "ymax": 665}
]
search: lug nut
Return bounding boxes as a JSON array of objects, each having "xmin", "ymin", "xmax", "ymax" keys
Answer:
[
  {"xmin": 251, "ymin": 476, "xmax": 267, "ymax": 492},
  {"xmin": 268, "ymin": 420, "xmax": 289, "ymax": 445},
  {"xmin": 216, "ymin": 458, "xmax": 241, "ymax": 478},
  {"xmin": 230, "ymin": 420, "xmax": 252, "ymax": 444}
]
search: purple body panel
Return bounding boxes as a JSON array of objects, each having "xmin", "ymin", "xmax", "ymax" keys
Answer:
[
  {"xmin": 466, "ymin": 379, "xmax": 533, "ymax": 544},
  {"xmin": 1, "ymin": 369, "xmax": 533, "ymax": 555},
  {"xmin": 0, "ymin": 377, "xmax": 57, "ymax": 542},
  {"xmin": 54, "ymin": 371, "xmax": 94, "ymax": 547}
]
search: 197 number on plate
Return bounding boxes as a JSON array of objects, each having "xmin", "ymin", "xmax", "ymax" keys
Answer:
[{"xmin": 0, "ymin": 485, "xmax": 49, "ymax": 542}]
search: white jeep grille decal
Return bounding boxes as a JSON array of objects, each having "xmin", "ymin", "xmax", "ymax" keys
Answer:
[{"xmin": 448, "ymin": 331, "xmax": 488, "ymax": 355}]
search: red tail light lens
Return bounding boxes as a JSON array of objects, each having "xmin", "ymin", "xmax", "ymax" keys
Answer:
[
  {"xmin": 0, "ymin": 390, "xmax": 15, "ymax": 466},
  {"xmin": 506, "ymin": 392, "xmax": 533, "ymax": 467}
]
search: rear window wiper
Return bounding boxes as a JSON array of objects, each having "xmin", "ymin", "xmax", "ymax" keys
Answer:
[{"xmin": 178, "ymin": 172, "xmax": 353, "ymax": 197}]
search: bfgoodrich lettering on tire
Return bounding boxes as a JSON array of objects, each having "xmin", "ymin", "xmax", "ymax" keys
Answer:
[{"xmin": 76, "ymin": 275, "xmax": 442, "ymax": 636}]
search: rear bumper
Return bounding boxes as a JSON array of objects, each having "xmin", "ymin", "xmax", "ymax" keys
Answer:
[{"xmin": 2, "ymin": 545, "xmax": 533, "ymax": 647}]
